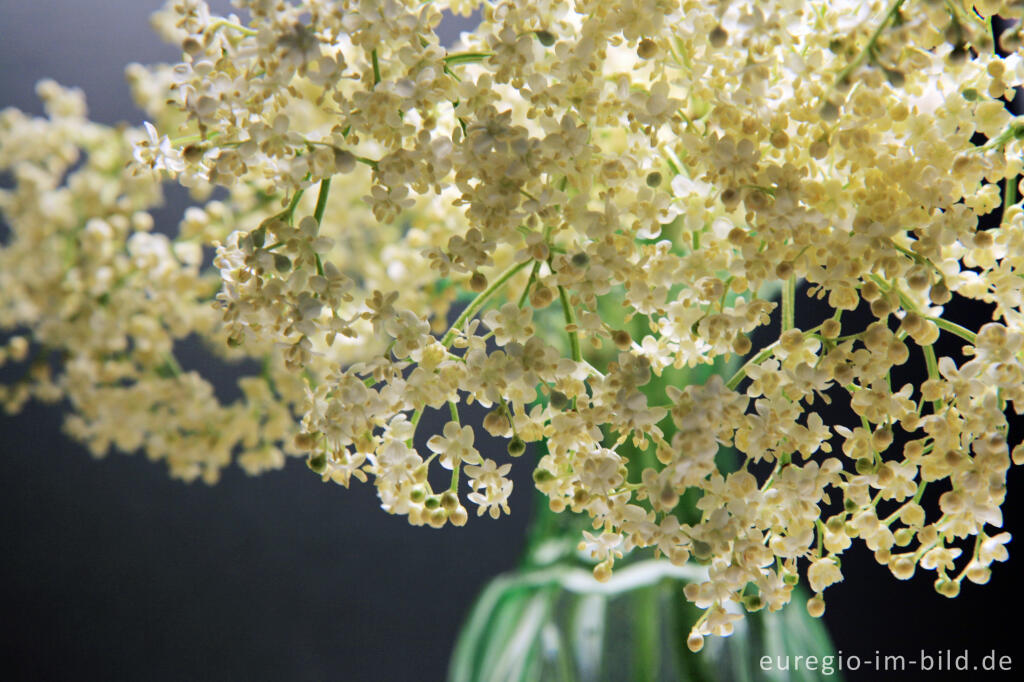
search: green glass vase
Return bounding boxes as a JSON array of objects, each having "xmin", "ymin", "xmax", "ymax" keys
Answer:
[{"xmin": 448, "ymin": 496, "xmax": 840, "ymax": 682}]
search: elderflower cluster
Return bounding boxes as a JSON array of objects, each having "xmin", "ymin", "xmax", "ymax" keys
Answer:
[{"xmin": 3, "ymin": 0, "xmax": 1024, "ymax": 647}]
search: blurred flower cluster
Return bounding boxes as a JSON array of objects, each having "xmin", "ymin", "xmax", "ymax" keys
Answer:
[{"xmin": 2, "ymin": 0, "xmax": 1024, "ymax": 649}]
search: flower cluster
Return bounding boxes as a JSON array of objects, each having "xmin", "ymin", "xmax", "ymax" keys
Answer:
[{"xmin": 3, "ymin": 0, "xmax": 1024, "ymax": 648}]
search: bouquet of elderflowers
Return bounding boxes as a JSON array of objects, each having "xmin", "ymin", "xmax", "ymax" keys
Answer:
[{"xmin": 2, "ymin": 0, "xmax": 1023, "ymax": 674}]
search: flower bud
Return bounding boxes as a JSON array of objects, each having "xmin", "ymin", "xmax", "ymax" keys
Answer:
[
  {"xmin": 742, "ymin": 594, "xmax": 764, "ymax": 611},
  {"xmin": 893, "ymin": 528, "xmax": 914, "ymax": 546},
  {"xmin": 819, "ymin": 100, "xmax": 840, "ymax": 122},
  {"xmin": 720, "ymin": 187, "xmax": 741, "ymax": 208},
  {"xmin": 732, "ymin": 332, "xmax": 752, "ymax": 355},
  {"xmin": 870, "ymin": 297, "xmax": 893, "ymax": 318},
  {"xmin": 469, "ymin": 271, "xmax": 488, "ymax": 292},
  {"xmin": 935, "ymin": 578, "xmax": 960, "ymax": 598},
  {"xmin": 806, "ymin": 595, "xmax": 826, "ymax": 618},
  {"xmin": 884, "ymin": 68, "xmax": 905, "ymax": 87},
  {"xmin": 483, "ymin": 408, "xmax": 510, "ymax": 435},
  {"xmin": 809, "ymin": 138, "xmax": 829, "ymax": 159},
  {"xmin": 307, "ymin": 453, "xmax": 326, "ymax": 474},
  {"xmin": 549, "ymin": 390, "xmax": 569, "ymax": 410},
  {"xmin": 779, "ymin": 329, "xmax": 804, "ymax": 352},
  {"xmin": 450, "ymin": 505, "xmax": 469, "ymax": 526},
  {"xmin": 333, "ymin": 148, "xmax": 356, "ymax": 173},
  {"xmin": 183, "ymin": 144, "xmax": 205, "ymax": 163},
  {"xmin": 973, "ymin": 230, "xmax": 994, "ymax": 249},
  {"xmin": 891, "ymin": 556, "xmax": 915, "ymax": 580},
  {"xmin": 612, "ymin": 329, "xmax": 632, "ymax": 350},
  {"xmin": 428, "ymin": 507, "xmax": 448, "ymax": 528},
  {"xmin": 906, "ymin": 267, "xmax": 930, "ymax": 291},
  {"xmin": 861, "ymin": 280, "xmax": 881, "ymax": 302},
  {"xmin": 929, "ymin": 280, "xmax": 952, "ymax": 304},
  {"xmin": 533, "ymin": 468, "xmax": 555, "ymax": 484},
  {"xmin": 440, "ymin": 490, "xmax": 459, "ymax": 511},
  {"xmin": 872, "ymin": 426, "xmax": 893, "ymax": 452},
  {"xmin": 855, "ymin": 458, "xmax": 876, "ymax": 475},
  {"xmin": 507, "ymin": 435, "xmax": 526, "ymax": 457},
  {"xmin": 530, "ymin": 285, "xmax": 554, "ymax": 308},
  {"xmin": 966, "ymin": 564, "xmax": 990, "ymax": 585},
  {"xmin": 709, "ymin": 25, "xmax": 728, "ymax": 48}
]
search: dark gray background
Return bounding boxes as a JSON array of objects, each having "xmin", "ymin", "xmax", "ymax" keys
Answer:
[{"xmin": 1, "ymin": 2, "xmax": 1022, "ymax": 681}]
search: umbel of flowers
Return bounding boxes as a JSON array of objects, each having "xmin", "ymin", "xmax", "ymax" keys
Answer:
[{"xmin": 1, "ymin": 0, "xmax": 1023, "ymax": 650}]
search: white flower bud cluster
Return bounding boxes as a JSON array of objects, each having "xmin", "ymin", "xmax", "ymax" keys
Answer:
[{"xmin": 4, "ymin": 0, "xmax": 1024, "ymax": 646}]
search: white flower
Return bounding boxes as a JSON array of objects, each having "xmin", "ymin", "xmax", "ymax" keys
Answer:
[
  {"xmin": 426, "ymin": 421, "xmax": 481, "ymax": 470},
  {"xmin": 482, "ymin": 302, "xmax": 534, "ymax": 346},
  {"xmin": 131, "ymin": 121, "xmax": 184, "ymax": 174},
  {"xmin": 807, "ymin": 557, "xmax": 843, "ymax": 593}
]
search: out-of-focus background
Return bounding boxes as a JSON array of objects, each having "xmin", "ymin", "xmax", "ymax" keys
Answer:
[{"xmin": 0, "ymin": 2, "xmax": 1021, "ymax": 680}]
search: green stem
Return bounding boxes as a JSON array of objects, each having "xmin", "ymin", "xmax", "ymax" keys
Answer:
[
  {"xmin": 1004, "ymin": 175, "xmax": 1019, "ymax": 224},
  {"xmin": 921, "ymin": 344, "xmax": 943, "ymax": 414},
  {"xmin": 408, "ymin": 260, "xmax": 531, "ymax": 447},
  {"xmin": 443, "ymin": 51, "xmax": 493, "ymax": 66},
  {"xmin": 871, "ymin": 274, "xmax": 977, "ymax": 345},
  {"xmin": 834, "ymin": 0, "xmax": 907, "ymax": 85},
  {"xmin": 558, "ymin": 285, "xmax": 582, "ymax": 363},
  {"xmin": 207, "ymin": 18, "xmax": 257, "ymax": 37},
  {"xmin": 170, "ymin": 130, "xmax": 222, "ymax": 147},
  {"xmin": 975, "ymin": 123, "xmax": 1024, "ymax": 153},
  {"xmin": 725, "ymin": 324, "xmax": 823, "ymax": 391},
  {"xmin": 440, "ymin": 260, "xmax": 532, "ymax": 348},
  {"xmin": 313, "ymin": 178, "xmax": 330, "ymax": 276},
  {"xmin": 261, "ymin": 354, "xmax": 279, "ymax": 397},
  {"xmin": 782, "ymin": 275, "xmax": 796, "ymax": 332},
  {"xmin": 448, "ymin": 400, "xmax": 462, "ymax": 491},
  {"xmin": 155, "ymin": 353, "xmax": 183, "ymax": 379},
  {"xmin": 313, "ymin": 177, "xmax": 331, "ymax": 225},
  {"xmin": 888, "ymin": 239, "xmax": 943, "ymax": 277},
  {"xmin": 498, "ymin": 395, "xmax": 519, "ymax": 437},
  {"xmin": 450, "ymin": 460, "xmax": 461, "ymax": 492},
  {"xmin": 281, "ymin": 187, "xmax": 305, "ymax": 224},
  {"xmin": 929, "ymin": 317, "xmax": 977, "ymax": 345},
  {"xmin": 371, "ymin": 49, "xmax": 381, "ymax": 85},
  {"xmin": 913, "ymin": 480, "xmax": 927, "ymax": 505},
  {"xmin": 408, "ymin": 408, "xmax": 423, "ymax": 447},
  {"xmin": 518, "ymin": 260, "xmax": 541, "ymax": 308}
]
